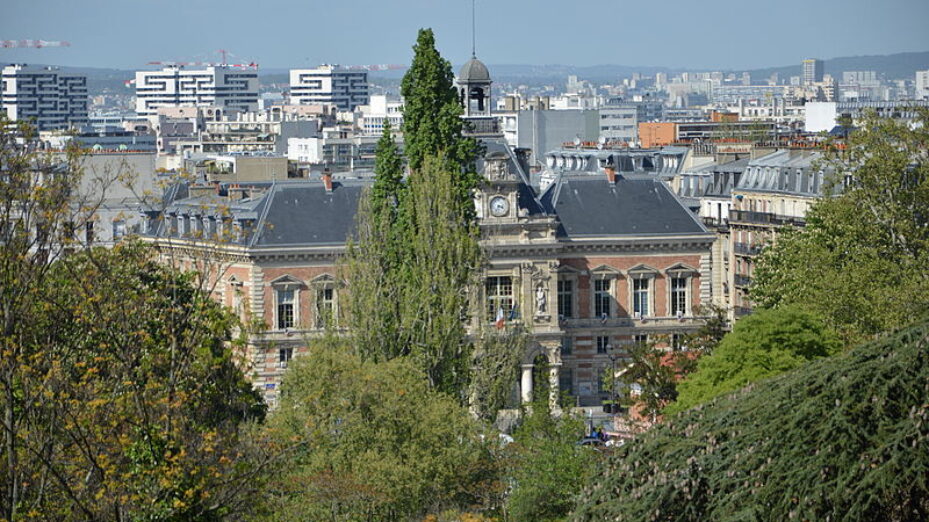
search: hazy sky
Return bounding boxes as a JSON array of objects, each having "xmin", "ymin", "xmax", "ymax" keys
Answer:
[{"xmin": 2, "ymin": 0, "xmax": 928, "ymax": 70}]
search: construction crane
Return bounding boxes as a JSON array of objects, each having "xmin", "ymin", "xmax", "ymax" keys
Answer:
[
  {"xmin": 342, "ymin": 64, "xmax": 407, "ymax": 71},
  {"xmin": 146, "ymin": 60, "xmax": 259, "ymax": 69},
  {"xmin": 0, "ymin": 40, "xmax": 71, "ymax": 48}
]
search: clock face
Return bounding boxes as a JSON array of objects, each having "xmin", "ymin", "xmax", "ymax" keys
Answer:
[{"xmin": 490, "ymin": 196, "xmax": 509, "ymax": 217}]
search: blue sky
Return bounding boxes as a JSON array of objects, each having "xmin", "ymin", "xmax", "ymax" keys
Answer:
[{"xmin": 2, "ymin": 0, "xmax": 928, "ymax": 70}]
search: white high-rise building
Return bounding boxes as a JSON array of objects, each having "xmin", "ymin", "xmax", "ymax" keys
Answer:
[
  {"xmin": 916, "ymin": 70, "xmax": 929, "ymax": 100},
  {"xmin": 135, "ymin": 66, "xmax": 259, "ymax": 117},
  {"xmin": 802, "ymin": 59, "xmax": 824, "ymax": 86},
  {"xmin": 289, "ymin": 66, "xmax": 368, "ymax": 111},
  {"xmin": 1, "ymin": 64, "xmax": 88, "ymax": 130}
]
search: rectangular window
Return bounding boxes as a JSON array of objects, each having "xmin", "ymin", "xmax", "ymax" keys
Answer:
[
  {"xmin": 597, "ymin": 368, "xmax": 608, "ymax": 394},
  {"xmin": 485, "ymin": 276, "xmax": 514, "ymax": 320},
  {"xmin": 561, "ymin": 337, "xmax": 573, "ymax": 356},
  {"xmin": 112, "ymin": 220, "xmax": 126, "ymax": 240},
  {"xmin": 557, "ymin": 279, "xmax": 573, "ymax": 318},
  {"xmin": 596, "ymin": 336, "xmax": 610, "ymax": 354},
  {"xmin": 634, "ymin": 334, "xmax": 649, "ymax": 345},
  {"xmin": 277, "ymin": 289, "xmax": 295, "ymax": 329},
  {"xmin": 278, "ymin": 347, "xmax": 293, "ymax": 368},
  {"xmin": 559, "ymin": 368, "xmax": 574, "ymax": 396},
  {"xmin": 672, "ymin": 334, "xmax": 684, "ymax": 351},
  {"xmin": 315, "ymin": 287, "xmax": 334, "ymax": 327},
  {"xmin": 633, "ymin": 278, "xmax": 650, "ymax": 317},
  {"xmin": 85, "ymin": 221, "xmax": 94, "ymax": 244},
  {"xmin": 594, "ymin": 279, "xmax": 611, "ymax": 318},
  {"xmin": 671, "ymin": 277, "xmax": 688, "ymax": 316}
]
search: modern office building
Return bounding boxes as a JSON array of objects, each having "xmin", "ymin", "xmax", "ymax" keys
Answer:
[
  {"xmin": 917, "ymin": 70, "xmax": 929, "ymax": 100},
  {"xmin": 802, "ymin": 59, "xmax": 824, "ymax": 86},
  {"xmin": 134, "ymin": 66, "xmax": 259, "ymax": 117},
  {"xmin": 289, "ymin": 66, "xmax": 369, "ymax": 111},
  {"xmin": 1, "ymin": 64, "xmax": 88, "ymax": 130}
]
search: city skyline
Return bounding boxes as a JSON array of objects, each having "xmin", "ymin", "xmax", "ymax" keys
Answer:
[{"xmin": 2, "ymin": 0, "xmax": 928, "ymax": 70}]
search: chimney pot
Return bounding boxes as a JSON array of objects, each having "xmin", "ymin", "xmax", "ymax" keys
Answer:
[
  {"xmin": 321, "ymin": 169, "xmax": 333, "ymax": 192},
  {"xmin": 605, "ymin": 166, "xmax": 617, "ymax": 183}
]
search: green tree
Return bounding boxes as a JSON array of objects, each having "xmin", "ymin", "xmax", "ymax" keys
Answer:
[
  {"xmin": 666, "ymin": 306, "xmax": 841, "ymax": 415},
  {"xmin": 617, "ymin": 339, "xmax": 693, "ymax": 422},
  {"xmin": 3, "ymin": 242, "xmax": 268, "ymax": 520},
  {"xmin": 370, "ymin": 120, "xmax": 404, "ymax": 216},
  {"xmin": 573, "ymin": 320, "xmax": 929, "ymax": 522},
  {"xmin": 751, "ymin": 109, "xmax": 929, "ymax": 342},
  {"xmin": 0, "ymin": 117, "xmax": 270, "ymax": 520},
  {"xmin": 506, "ymin": 397, "xmax": 598, "ymax": 521},
  {"xmin": 262, "ymin": 342, "xmax": 503, "ymax": 521},
  {"xmin": 347, "ymin": 154, "xmax": 482, "ymax": 398},
  {"xmin": 400, "ymin": 28, "xmax": 481, "ymax": 202}
]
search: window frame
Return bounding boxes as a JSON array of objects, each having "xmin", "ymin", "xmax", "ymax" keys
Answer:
[
  {"xmin": 557, "ymin": 278, "xmax": 575, "ymax": 319},
  {"xmin": 276, "ymin": 288, "xmax": 296, "ymax": 330},
  {"xmin": 665, "ymin": 264, "xmax": 699, "ymax": 318},
  {"xmin": 270, "ymin": 275, "xmax": 305, "ymax": 331},
  {"xmin": 485, "ymin": 275, "xmax": 515, "ymax": 322},
  {"xmin": 311, "ymin": 274, "xmax": 338, "ymax": 329},
  {"xmin": 627, "ymin": 265, "xmax": 659, "ymax": 318},
  {"xmin": 589, "ymin": 265, "xmax": 621, "ymax": 319}
]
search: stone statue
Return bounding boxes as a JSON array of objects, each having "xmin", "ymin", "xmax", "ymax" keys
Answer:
[{"xmin": 536, "ymin": 283, "xmax": 547, "ymax": 314}]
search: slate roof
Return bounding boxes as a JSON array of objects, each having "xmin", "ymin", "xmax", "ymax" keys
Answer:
[
  {"xmin": 252, "ymin": 181, "xmax": 364, "ymax": 246},
  {"xmin": 736, "ymin": 150, "xmax": 827, "ymax": 197},
  {"xmin": 158, "ymin": 179, "xmax": 367, "ymax": 247},
  {"xmin": 458, "ymin": 57, "xmax": 491, "ymax": 83},
  {"xmin": 539, "ymin": 174, "xmax": 708, "ymax": 238}
]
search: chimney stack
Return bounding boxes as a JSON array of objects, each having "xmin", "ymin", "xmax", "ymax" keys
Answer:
[
  {"xmin": 605, "ymin": 166, "xmax": 617, "ymax": 183},
  {"xmin": 321, "ymin": 168, "xmax": 333, "ymax": 192}
]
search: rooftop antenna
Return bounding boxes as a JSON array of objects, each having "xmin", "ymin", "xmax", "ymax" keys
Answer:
[{"xmin": 471, "ymin": 0, "xmax": 476, "ymax": 58}]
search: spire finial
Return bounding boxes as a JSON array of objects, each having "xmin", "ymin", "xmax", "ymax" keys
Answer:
[{"xmin": 471, "ymin": 0, "xmax": 476, "ymax": 58}]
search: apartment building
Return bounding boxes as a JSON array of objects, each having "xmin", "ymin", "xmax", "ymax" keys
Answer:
[
  {"xmin": 289, "ymin": 66, "xmax": 369, "ymax": 111},
  {"xmin": 728, "ymin": 150, "xmax": 826, "ymax": 317},
  {"xmin": 135, "ymin": 66, "xmax": 259, "ymax": 117},
  {"xmin": 1, "ymin": 64, "xmax": 88, "ymax": 130}
]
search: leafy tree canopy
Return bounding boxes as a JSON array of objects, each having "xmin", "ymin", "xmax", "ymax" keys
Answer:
[
  {"xmin": 505, "ymin": 397, "xmax": 598, "ymax": 522},
  {"xmin": 262, "ymin": 342, "xmax": 503, "ymax": 521},
  {"xmin": 751, "ymin": 108, "xmax": 929, "ymax": 342},
  {"xmin": 666, "ymin": 306, "xmax": 841, "ymax": 415}
]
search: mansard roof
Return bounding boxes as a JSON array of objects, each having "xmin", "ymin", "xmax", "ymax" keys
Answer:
[{"xmin": 539, "ymin": 173, "xmax": 708, "ymax": 239}]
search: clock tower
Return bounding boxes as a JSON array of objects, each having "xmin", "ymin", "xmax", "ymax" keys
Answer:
[{"xmin": 479, "ymin": 151, "xmax": 522, "ymax": 221}]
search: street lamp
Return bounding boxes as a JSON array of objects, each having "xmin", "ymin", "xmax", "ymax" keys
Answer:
[{"xmin": 606, "ymin": 344, "xmax": 618, "ymax": 414}]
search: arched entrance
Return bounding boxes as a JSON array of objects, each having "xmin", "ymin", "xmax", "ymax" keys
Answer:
[{"xmin": 519, "ymin": 342, "xmax": 562, "ymax": 409}]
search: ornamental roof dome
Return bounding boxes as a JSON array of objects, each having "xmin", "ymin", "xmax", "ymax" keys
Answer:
[{"xmin": 458, "ymin": 57, "xmax": 491, "ymax": 83}]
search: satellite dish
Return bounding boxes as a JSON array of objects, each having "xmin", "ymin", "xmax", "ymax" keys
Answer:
[{"xmin": 597, "ymin": 135, "xmax": 606, "ymax": 150}]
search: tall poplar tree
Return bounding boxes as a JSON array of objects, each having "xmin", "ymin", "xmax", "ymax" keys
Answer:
[{"xmin": 400, "ymin": 28, "xmax": 481, "ymax": 205}]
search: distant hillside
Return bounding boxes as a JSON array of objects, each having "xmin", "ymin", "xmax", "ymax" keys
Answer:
[
  {"xmin": 572, "ymin": 320, "xmax": 929, "ymax": 521},
  {"xmin": 29, "ymin": 50, "xmax": 929, "ymax": 95},
  {"xmin": 746, "ymin": 51, "xmax": 929, "ymax": 81}
]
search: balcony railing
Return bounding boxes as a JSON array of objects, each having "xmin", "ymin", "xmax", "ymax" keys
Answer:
[
  {"xmin": 702, "ymin": 216, "xmax": 729, "ymax": 228},
  {"xmin": 734, "ymin": 274, "xmax": 753, "ymax": 287},
  {"xmin": 734, "ymin": 306, "xmax": 753, "ymax": 317},
  {"xmin": 729, "ymin": 209, "xmax": 805, "ymax": 227},
  {"xmin": 733, "ymin": 242, "xmax": 764, "ymax": 256}
]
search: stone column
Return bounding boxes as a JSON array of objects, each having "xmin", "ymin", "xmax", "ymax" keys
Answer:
[
  {"xmin": 520, "ymin": 364, "xmax": 534, "ymax": 404},
  {"xmin": 544, "ymin": 341, "xmax": 563, "ymax": 413},
  {"xmin": 549, "ymin": 362, "xmax": 562, "ymax": 413}
]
